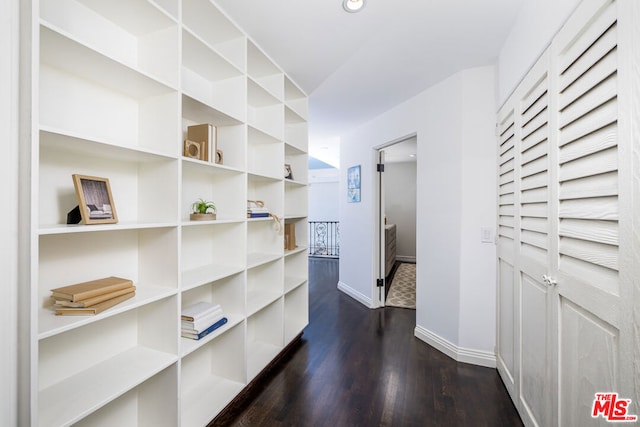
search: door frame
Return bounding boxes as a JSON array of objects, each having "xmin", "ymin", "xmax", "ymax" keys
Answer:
[{"xmin": 372, "ymin": 132, "xmax": 417, "ymax": 308}]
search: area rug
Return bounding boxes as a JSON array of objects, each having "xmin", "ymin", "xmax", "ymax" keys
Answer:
[{"xmin": 386, "ymin": 263, "xmax": 416, "ymax": 309}]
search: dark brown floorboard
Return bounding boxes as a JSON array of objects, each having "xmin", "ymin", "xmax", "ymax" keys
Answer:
[{"xmin": 214, "ymin": 258, "xmax": 523, "ymax": 427}]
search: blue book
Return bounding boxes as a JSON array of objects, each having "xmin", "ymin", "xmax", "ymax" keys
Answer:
[
  {"xmin": 247, "ymin": 212, "xmax": 270, "ymax": 218},
  {"xmin": 181, "ymin": 317, "xmax": 228, "ymax": 340}
]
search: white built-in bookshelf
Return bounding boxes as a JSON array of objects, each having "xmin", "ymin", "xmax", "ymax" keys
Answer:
[{"xmin": 28, "ymin": 0, "xmax": 308, "ymax": 425}]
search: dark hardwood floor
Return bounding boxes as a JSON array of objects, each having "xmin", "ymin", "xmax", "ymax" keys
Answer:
[{"xmin": 213, "ymin": 258, "xmax": 523, "ymax": 427}]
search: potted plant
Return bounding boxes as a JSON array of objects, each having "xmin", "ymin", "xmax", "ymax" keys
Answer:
[{"xmin": 190, "ymin": 198, "xmax": 217, "ymax": 221}]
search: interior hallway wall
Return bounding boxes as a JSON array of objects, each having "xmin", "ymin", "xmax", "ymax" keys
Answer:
[
  {"xmin": 339, "ymin": 65, "xmax": 497, "ymax": 365},
  {"xmin": 308, "ymin": 181, "xmax": 339, "ymax": 222}
]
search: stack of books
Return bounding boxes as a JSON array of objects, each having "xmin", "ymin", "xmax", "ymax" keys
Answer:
[
  {"xmin": 247, "ymin": 206, "xmax": 270, "ymax": 218},
  {"xmin": 181, "ymin": 301, "xmax": 228, "ymax": 340},
  {"xmin": 51, "ymin": 276, "xmax": 135, "ymax": 316}
]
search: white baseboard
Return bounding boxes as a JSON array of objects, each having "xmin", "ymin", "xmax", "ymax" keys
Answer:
[
  {"xmin": 414, "ymin": 325, "xmax": 496, "ymax": 368},
  {"xmin": 396, "ymin": 256, "xmax": 416, "ymax": 263},
  {"xmin": 337, "ymin": 281, "xmax": 373, "ymax": 308}
]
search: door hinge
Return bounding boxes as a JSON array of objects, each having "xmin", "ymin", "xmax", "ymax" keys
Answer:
[
  {"xmin": 377, "ymin": 163, "xmax": 384, "ymax": 172},
  {"xmin": 376, "ymin": 278, "xmax": 384, "ymax": 287}
]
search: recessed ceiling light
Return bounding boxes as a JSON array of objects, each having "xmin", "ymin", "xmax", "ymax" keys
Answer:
[
  {"xmin": 343, "ymin": 0, "xmax": 366, "ymax": 13},
  {"xmin": 409, "ymin": 154, "xmax": 416, "ymax": 158}
]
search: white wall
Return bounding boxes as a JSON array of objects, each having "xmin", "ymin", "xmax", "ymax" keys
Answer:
[
  {"xmin": 384, "ymin": 161, "xmax": 416, "ymax": 261},
  {"xmin": 308, "ymin": 172, "xmax": 339, "ymax": 222},
  {"xmin": 1, "ymin": 0, "xmax": 19, "ymax": 425},
  {"xmin": 497, "ymin": 0, "xmax": 580, "ymax": 106},
  {"xmin": 457, "ymin": 71, "xmax": 499, "ymax": 353},
  {"xmin": 339, "ymin": 65, "xmax": 497, "ymax": 364},
  {"xmin": 308, "ymin": 181, "xmax": 339, "ymax": 222}
]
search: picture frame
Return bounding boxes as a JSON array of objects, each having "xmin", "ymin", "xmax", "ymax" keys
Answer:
[
  {"xmin": 284, "ymin": 164, "xmax": 294, "ymax": 180},
  {"xmin": 347, "ymin": 165, "xmax": 361, "ymax": 203},
  {"xmin": 72, "ymin": 174, "xmax": 118, "ymax": 224}
]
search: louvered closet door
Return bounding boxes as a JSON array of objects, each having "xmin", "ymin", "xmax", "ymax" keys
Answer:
[
  {"xmin": 552, "ymin": 0, "xmax": 634, "ymax": 425},
  {"xmin": 496, "ymin": 1, "xmax": 638, "ymax": 425},
  {"xmin": 497, "ymin": 53, "xmax": 556, "ymax": 427},
  {"xmin": 516, "ymin": 52, "xmax": 555, "ymax": 427},
  {"xmin": 496, "ymin": 104, "xmax": 517, "ymax": 402}
]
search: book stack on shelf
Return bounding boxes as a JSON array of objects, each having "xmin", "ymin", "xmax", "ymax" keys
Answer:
[
  {"xmin": 181, "ymin": 301, "xmax": 228, "ymax": 340},
  {"xmin": 51, "ymin": 276, "xmax": 136, "ymax": 316},
  {"xmin": 247, "ymin": 200, "xmax": 270, "ymax": 218}
]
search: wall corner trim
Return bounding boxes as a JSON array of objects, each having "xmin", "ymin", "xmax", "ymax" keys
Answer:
[
  {"xmin": 414, "ymin": 325, "xmax": 496, "ymax": 368},
  {"xmin": 337, "ymin": 281, "xmax": 373, "ymax": 308}
]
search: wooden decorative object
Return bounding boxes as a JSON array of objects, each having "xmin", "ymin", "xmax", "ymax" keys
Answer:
[
  {"xmin": 183, "ymin": 139, "xmax": 204, "ymax": 160},
  {"xmin": 187, "ymin": 124, "xmax": 217, "ymax": 163},
  {"xmin": 189, "ymin": 213, "xmax": 217, "ymax": 221},
  {"xmin": 284, "ymin": 223, "xmax": 297, "ymax": 250}
]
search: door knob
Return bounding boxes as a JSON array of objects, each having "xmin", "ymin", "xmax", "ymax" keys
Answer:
[{"xmin": 542, "ymin": 274, "xmax": 557, "ymax": 287}]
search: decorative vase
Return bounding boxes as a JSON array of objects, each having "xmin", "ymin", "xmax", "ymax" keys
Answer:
[{"xmin": 190, "ymin": 213, "xmax": 216, "ymax": 221}]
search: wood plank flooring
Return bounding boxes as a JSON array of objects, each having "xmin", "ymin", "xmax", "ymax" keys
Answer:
[{"xmin": 212, "ymin": 258, "xmax": 523, "ymax": 427}]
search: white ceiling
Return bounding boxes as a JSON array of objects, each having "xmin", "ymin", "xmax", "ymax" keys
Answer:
[{"xmin": 214, "ymin": 0, "xmax": 523, "ymax": 164}]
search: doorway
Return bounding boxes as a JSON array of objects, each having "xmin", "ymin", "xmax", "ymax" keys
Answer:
[{"xmin": 375, "ymin": 135, "xmax": 417, "ymax": 308}]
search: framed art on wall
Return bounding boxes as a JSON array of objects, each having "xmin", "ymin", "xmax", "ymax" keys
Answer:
[{"xmin": 347, "ymin": 165, "xmax": 361, "ymax": 203}]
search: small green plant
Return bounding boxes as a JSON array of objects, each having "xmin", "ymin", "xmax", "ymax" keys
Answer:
[{"xmin": 191, "ymin": 198, "xmax": 216, "ymax": 214}]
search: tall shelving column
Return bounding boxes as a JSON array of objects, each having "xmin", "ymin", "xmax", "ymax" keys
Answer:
[
  {"xmin": 245, "ymin": 39, "xmax": 287, "ymax": 381},
  {"xmin": 34, "ymin": 0, "xmax": 182, "ymax": 425},
  {"xmin": 283, "ymin": 77, "xmax": 310, "ymax": 344},
  {"xmin": 27, "ymin": 0, "xmax": 308, "ymax": 425},
  {"xmin": 179, "ymin": 1, "xmax": 248, "ymax": 426}
]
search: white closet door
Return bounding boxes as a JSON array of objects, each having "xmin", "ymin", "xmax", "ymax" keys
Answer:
[
  {"xmin": 497, "ymin": 51, "xmax": 556, "ymax": 427},
  {"xmin": 516, "ymin": 52, "xmax": 555, "ymax": 427},
  {"xmin": 496, "ymin": 1, "xmax": 639, "ymax": 425},
  {"xmin": 496, "ymin": 103, "xmax": 517, "ymax": 402},
  {"xmin": 551, "ymin": 0, "xmax": 634, "ymax": 424}
]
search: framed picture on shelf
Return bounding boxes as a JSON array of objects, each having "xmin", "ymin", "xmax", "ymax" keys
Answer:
[
  {"xmin": 347, "ymin": 165, "xmax": 361, "ymax": 203},
  {"xmin": 72, "ymin": 174, "xmax": 118, "ymax": 224},
  {"xmin": 284, "ymin": 164, "xmax": 293, "ymax": 180}
]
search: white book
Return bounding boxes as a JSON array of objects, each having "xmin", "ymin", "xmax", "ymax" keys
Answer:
[
  {"xmin": 181, "ymin": 310, "xmax": 224, "ymax": 331},
  {"xmin": 181, "ymin": 302, "xmax": 221, "ymax": 321}
]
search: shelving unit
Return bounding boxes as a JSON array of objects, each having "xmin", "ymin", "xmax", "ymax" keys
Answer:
[
  {"xmin": 180, "ymin": 324, "xmax": 245, "ymax": 427},
  {"xmin": 247, "ymin": 300, "xmax": 284, "ymax": 381},
  {"xmin": 25, "ymin": 0, "xmax": 308, "ymax": 425}
]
